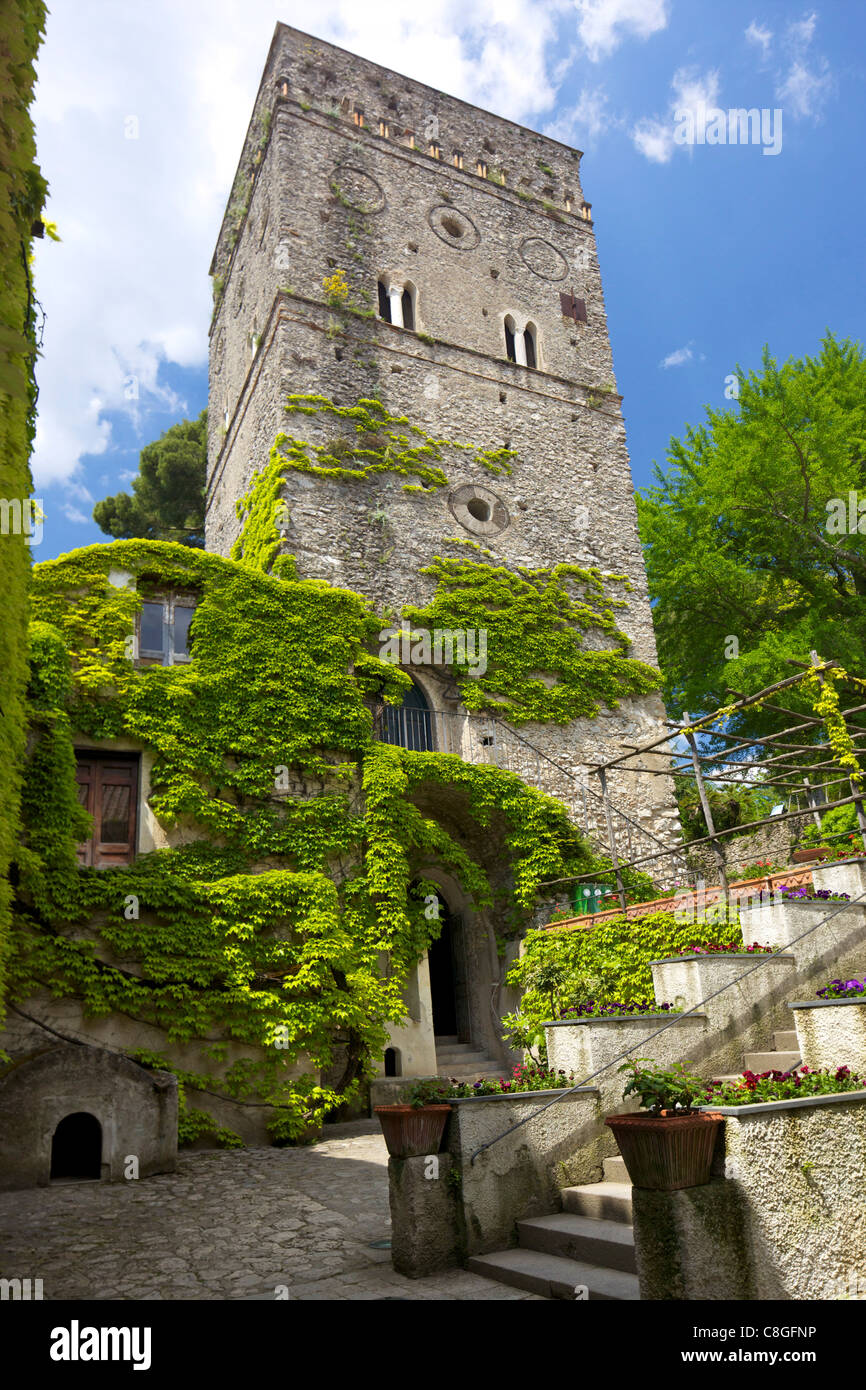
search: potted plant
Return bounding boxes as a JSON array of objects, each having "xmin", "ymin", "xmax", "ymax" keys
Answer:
[
  {"xmin": 604, "ymin": 1059, "xmax": 723, "ymax": 1191},
  {"xmin": 374, "ymin": 1078, "xmax": 451, "ymax": 1159}
]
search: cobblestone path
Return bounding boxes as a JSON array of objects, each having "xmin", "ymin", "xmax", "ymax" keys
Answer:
[{"xmin": 0, "ymin": 1120, "xmax": 538, "ymax": 1300}]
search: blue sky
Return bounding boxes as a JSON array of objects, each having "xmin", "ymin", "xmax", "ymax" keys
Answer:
[{"xmin": 29, "ymin": 0, "xmax": 865, "ymax": 562}]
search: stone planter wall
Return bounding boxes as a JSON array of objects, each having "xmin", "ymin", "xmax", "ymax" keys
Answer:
[
  {"xmin": 790, "ymin": 996, "xmax": 866, "ymax": 1072},
  {"xmin": 386, "ymin": 1086, "xmax": 601, "ymax": 1271},
  {"xmin": 632, "ymin": 1090, "xmax": 866, "ymax": 1300},
  {"xmin": 739, "ymin": 894, "xmax": 866, "ymax": 984}
]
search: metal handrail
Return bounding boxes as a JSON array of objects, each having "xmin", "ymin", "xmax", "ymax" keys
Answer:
[{"xmin": 468, "ymin": 886, "xmax": 866, "ymax": 1163}]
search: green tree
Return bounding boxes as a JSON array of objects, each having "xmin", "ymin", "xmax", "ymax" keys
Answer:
[
  {"xmin": 93, "ymin": 410, "xmax": 207, "ymax": 547},
  {"xmin": 637, "ymin": 334, "xmax": 866, "ymax": 733}
]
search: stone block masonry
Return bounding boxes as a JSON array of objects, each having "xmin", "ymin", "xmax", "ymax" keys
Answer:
[{"xmin": 205, "ymin": 22, "xmax": 681, "ymax": 851}]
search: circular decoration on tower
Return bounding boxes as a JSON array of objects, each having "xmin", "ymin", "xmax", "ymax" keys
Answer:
[
  {"xmin": 519, "ymin": 236, "xmax": 569, "ymax": 281},
  {"xmin": 448, "ymin": 483, "xmax": 510, "ymax": 537},
  {"xmin": 428, "ymin": 205, "xmax": 481, "ymax": 250},
  {"xmin": 328, "ymin": 163, "xmax": 386, "ymax": 214}
]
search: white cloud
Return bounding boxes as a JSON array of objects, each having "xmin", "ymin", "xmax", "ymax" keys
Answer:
[
  {"xmin": 774, "ymin": 10, "xmax": 833, "ymax": 120},
  {"xmin": 62, "ymin": 505, "xmax": 92, "ymax": 525},
  {"xmin": 631, "ymin": 66, "xmax": 720, "ymax": 163},
  {"xmin": 572, "ymin": 0, "xmax": 669, "ymax": 63},
  {"xmin": 545, "ymin": 86, "xmax": 614, "ymax": 146},
  {"xmin": 745, "ymin": 21, "xmax": 773, "ymax": 56},
  {"xmin": 659, "ymin": 345, "xmax": 693, "ymax": 369},
  {"xmin": 31, "ymin": 0, "xmax": 563, "ymax": 494}
]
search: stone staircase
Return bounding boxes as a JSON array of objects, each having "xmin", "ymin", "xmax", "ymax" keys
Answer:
[
  {"xmin": 434, "ymin": 1036, "xmax": 506, "ymax": 1080},
  {"xmin": 713, "ymin": 1029, "xmax": 801, "ymax": 1084},
  {"xmin": 467, "ymin": 1156, "xmax": 639, "ymax": 1300}
]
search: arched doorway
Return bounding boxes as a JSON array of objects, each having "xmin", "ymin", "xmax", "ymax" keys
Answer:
[
  {"xmin": 426, "ymin": 892, "xmax": 470, "ymax": 1041},
  {"xmin": 381, "ymin": 680, "xmax": 434, "ymax": 751},
  {"xmin": 50, "ymin": 1112, "xmax": 102, "ymax": 1181}
]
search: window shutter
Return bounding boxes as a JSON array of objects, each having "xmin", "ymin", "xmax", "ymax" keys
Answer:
[{"xmin": 559, "ymin": 292, "xmax": 587, "ymax": 323}]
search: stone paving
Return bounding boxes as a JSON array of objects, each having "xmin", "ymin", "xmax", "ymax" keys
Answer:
[{"xmin": 0, "ymin": 1120, "xmax": 539, "ymax": 1300}]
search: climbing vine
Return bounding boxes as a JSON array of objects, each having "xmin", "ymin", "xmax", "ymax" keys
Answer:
[
  {"xmin": 404, "ymin": 556, "xmax": 661, "ymax": 723},
  {"xmin": 11, "ymin": 540, "xmax": 598, "ymax": 1142},
  {"xmin": 0, "ymin": 0, "xmax": 49, "ymax": 1016}
]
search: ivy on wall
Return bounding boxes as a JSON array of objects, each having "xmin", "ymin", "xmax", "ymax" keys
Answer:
[
  {"xmin": 231, "ymin": 394, "xmax": 515, "ymax": 572},
  {"xmin": 405, "ymin": 556, "xmax": 661, "ymax": 723},
  {"xmin": 11, "ymin": 540, "xmax": 598, "ymax": 1143},
  {"xmin": 0, "ymin": 0, "xmax": 48, "ymax": 1016}
]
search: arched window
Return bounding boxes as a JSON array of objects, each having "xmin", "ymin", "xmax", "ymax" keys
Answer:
[
  {"xmin": 401, "ymin": 284, "xmax": 415, "ymax": 330},
  {"xmin": 504, "ymin": 315, "xmax": 517, "ymax": 363},
  {"xmin": 377, "ymin": 280, "xmax": 391, "ymax": 322},
  {"xmin": 524, "ymin": 322, "xmax": 537, "ymax": 369},
  {"xmin": 381, "ymin": 680, "xmax": 434, "ymax": 751},
  {"xmin": 384, "ymin": 1047, "xmax": 401, "ymax": 1077}
]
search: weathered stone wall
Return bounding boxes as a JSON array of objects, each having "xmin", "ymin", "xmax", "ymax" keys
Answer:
[
  {"xmin": 687, "ymin": 813, "xmax": 811, "ymax": 881},
  {"xmin": 633, "ymin": 1093, "xmax": 866, "ymax": 1300},
  {"xmin": 205, "ymin": 24, "xmax": 682, "ymax": 857}
]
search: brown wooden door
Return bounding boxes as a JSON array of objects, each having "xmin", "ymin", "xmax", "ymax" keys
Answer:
[{"xmin": 75, "ymin": 755, "xmax": 139, "ymax": 867}]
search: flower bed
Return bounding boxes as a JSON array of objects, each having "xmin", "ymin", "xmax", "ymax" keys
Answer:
[
  {"xmin": 420, "ymin": 1063, "xmax": 575, "ymax": 1100},
  {"xmin": 560, "ymin": 998, "xmax": 679, "ymax": 1019},
  {"xmin": 676, "ymin": 941, "xmax": 773, "ymax": 955},
  {"xmin": 775, "ymin": 884, "xmax": 851, "ymax": 902},
  {"xmin": 707, "ymin": 1064, "xmax": 862, "ymax": 1106},
  {"xmin": 817, "ymin": 976, "xmax": 866, "ymax": 999}
]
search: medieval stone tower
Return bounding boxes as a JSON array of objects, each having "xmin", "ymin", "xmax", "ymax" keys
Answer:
[{"xmin": 206, "ymin": 23, "xmax": 682, "ymax": 935}]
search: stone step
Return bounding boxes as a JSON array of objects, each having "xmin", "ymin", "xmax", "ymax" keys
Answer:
[
  {"xmin": 742, "ymin": 1050, "xmax": 800, "ymax": 1074},
  {"xmin": 467, "ymin": 1249, "xmax": 640, "ymax": 1300},
  {"xmin": 603, "ymin": 1155, "xmax": 628, "ymax": 1182},
  {"xmin": 561, "ymin": 1181, "xmax": 633, "ymax": 1224},
  {"xmin": 517, "ymin": 1212, "xmax": 637, "ymax": 1273},
  {"xmin": 434, "ymin": 1035, "xmax": 459, "ymax": 1045},
  {"xmin": 773, "ymin": 1030, "xmax": 798, "ymax": 1051},
  {"xmin": 435, "ymin": 1047, "xmax": 493, "ymax": 1064},
  {"xmin": 435, "ymin": 1065, "xmax": 505, "ymax": 1080}
]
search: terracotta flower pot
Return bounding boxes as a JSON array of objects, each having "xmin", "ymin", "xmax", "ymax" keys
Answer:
[
  {"xmin": 374, "ymin": 1104, "xmax": 451, "ymax": 1158},
  {"xmin": 605, "ymin": 1110, "xmax": 723, "ymax": 1191},
  {"xmin": 792, "ymin": 848, "xmax": 832, "ymax": 863}
]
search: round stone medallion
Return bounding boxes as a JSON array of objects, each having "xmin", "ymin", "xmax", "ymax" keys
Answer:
[
  {"xmin": 428, "ymin": 204, "xmax": 481, "ymax": 250},
  {"xmin": 328, "ymin": 163, "xmax": 386, "ymax": 214},
  {"xmin": 448, "ymin": 483, "xmax": 510, "ymax": 537},
  {"xmin": 519, "ymin": 236, "xmax": 569, "ymax": 281}
]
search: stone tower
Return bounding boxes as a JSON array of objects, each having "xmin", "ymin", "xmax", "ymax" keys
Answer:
[{"xmin": 206, "ymin": 23, "xmax": 681, "ymax": 888}]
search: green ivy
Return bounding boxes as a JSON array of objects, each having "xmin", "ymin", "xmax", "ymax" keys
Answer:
[
  {"xmin": 404, "ymin": 556, "xmax": 661, "ymax": 723},
  {"xmin": 11, "ymin": 540, "xmax": 598, "ymax": 1141},
  {"xmin": 0, "ymin": 0, "xmax": 48, "ymax": 1017}
]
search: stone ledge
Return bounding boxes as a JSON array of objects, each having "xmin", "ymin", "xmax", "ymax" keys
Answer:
[
  {"xmin": 697, "ymin": 1088, "xmax": 866, "ymax": 1117},
  {"xmin": 648, "ymin": 953, "xmax": 794, "ymax": 965},
  {"xmin": 789, "ymin": 997, "xmax": 866, "ymax": 1010}
]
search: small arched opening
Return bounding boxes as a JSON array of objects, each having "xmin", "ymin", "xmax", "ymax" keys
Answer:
[
  {"xmin": 377, "ymin": 279, "xmax": 391, "ymax": 322},
  {"xmin": 384, "ymin": 1047, "xmax": 401, "ymax": 1077},
  {"xmin": 524, "ymin": 322, "xmax": 538, "ymax": 369},
  {"xmin": 504, "ymin": 315, "xmax": 517, "ymax": 363},
  {"xmin": 50, "ymin": 1112, "xmax": 102, "ymax": 1182},
  {"xmin": 401, "ymin": 283, "xmax": 416, "ymax": 331}
]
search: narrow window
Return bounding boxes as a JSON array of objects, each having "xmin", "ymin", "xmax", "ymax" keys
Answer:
[
  {"xmin": 524, "ymin": 324, "xmax": 537, "ymax": 369},
  {"xmin": 352, "ymin": 109, "xmax": 364, "ymax": 127},
  {"xmin": 452, "ymin": 150, "xmax": 464, "ymax": 169},
  {"xmin": 404, "ymin": 129, "xmax": 415, "ymax": 148},
  {"xmin": 377, "ymin": 280, "xmax": 391, "ymax": 322},
  {"xmin": 504, "ymin": 316, "xmax": 517, "ymax": 363},
  {"xmin": 75, "ymin": 754, "xmax": 139, "ymax": 868},
  {"xmin": 379, "ymin": 119, "xmax": 389, "ymax": 137},
  {"xmin": 428, "ymin": 142, "xmax": 441, "ymax": 159},
  {"xmin": 401, "ymin": 287, "xmax": 415, "ymax": 331},
  {"xmin": 476, "ymin": 160, "xmax": 488, "ymax": 178}
]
